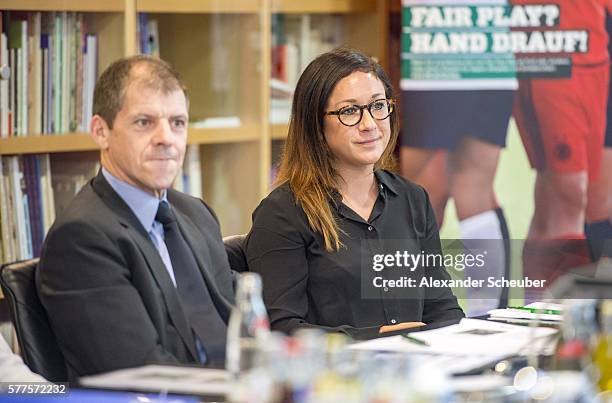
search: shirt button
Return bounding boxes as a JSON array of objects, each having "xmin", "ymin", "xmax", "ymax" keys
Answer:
[
  {"xmin": 391, "ymin": 319, "xmax": 397, "ymax": 324},
  {"xmin": 367, "ymin": 226, "xmax": 373, "ymax": 231},
  {"xmin": 383, "ymin": 287, "xmax": 389, "ymax": 292}
]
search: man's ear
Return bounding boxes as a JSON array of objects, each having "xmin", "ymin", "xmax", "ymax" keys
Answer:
[{"xmin": 90, "ymin": 115, "xmax": 111, "ymax": 149}]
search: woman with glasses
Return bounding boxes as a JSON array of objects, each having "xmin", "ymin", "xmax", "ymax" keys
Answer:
[{"xmin": 245, "ymin": 48, "xmax": 464, "ymax": 338}]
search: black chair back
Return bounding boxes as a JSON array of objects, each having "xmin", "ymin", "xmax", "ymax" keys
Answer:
[
  {"xmin": 0, "ymin": 258, "xmax": 67, "ymax": 381},
  {"xmin": 223, "ymin": 234, "xmax": 248, "ymax": 272}
]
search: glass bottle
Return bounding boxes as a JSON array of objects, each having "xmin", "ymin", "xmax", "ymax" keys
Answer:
[
  {"xmin": 226, "ymin": 272, "xmax": 270, "ymax": 378},
  {"xmin": 554, "ymin": 299, "xmax": 597, "ymax": 371}
]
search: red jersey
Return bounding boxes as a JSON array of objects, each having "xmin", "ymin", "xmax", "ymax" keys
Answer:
[{"xmin": 511, "ymin": 0, "xmax": 612, "ymax": 65}]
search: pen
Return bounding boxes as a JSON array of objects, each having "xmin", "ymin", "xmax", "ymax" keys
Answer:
[
  {"xmin": 508, "ymin": 306, "xmax": 562, "ymax": 315},
  {"xmin": 401, "ymin": 334, "xmax": 430, "ymax": 346}
]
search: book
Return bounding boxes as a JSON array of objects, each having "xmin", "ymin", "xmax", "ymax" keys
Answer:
[
  {"xmin": 8, "ymin": 16, "xmax": 28, "ymax": 136},
  {"xmin": 41, "ymin": 33, "xmax": 49, "ymax": 133},
  {"xmin": 8, "ymin": 26, "xmax": 17, "ymax": 136},
  {"xmin": 0, "ymin": 32, "xmax": 9, "ymax": 138},
  {"xmin": 53, "ymin": 13, "xmax": 61, "ymax": 134},
  {"xmin": 75, "ymin": 14, "xmax": 83, "ymax": 132},
  {"xmin": 23, "ymin": 155, "xmax": 44, "ymax": 257},
  {"xmin": 6, "ymin": 156, "xmax": 31, "ymax": 259},
  {"xmin": 27, "ymin": 12, "xmax": 42, "ymax": 135},
  {"xmin": 68, "ymin": 12, "xmax": 77, "ymax": 132},
  {"xmin": 82, "ymin": 34, "xmax": 96, "ymax": 131},
  {"xmin": 60, "ymin": 12, "xmax": 70, "ymax": 134},
  {"xmin": 20, "ymin": 17, "xmax": 28, "ymax": 135},
  {"xmin": 38, "ymin": 154, "xmax": 55, "ymax": 235},
  {"xmin": 185, "ymin": 144, "xmax": 202, "ymax": 199},
  {"xmin": 138, "ymin": 13, "xmax": 148, "ymax": 54},
  {"xmin": 146, "ymin": 19, "xmax": 159, "ymax": 58},
  {"xmin": 0, "ymin": 157, "xmax": 11, "ymax": 262}
]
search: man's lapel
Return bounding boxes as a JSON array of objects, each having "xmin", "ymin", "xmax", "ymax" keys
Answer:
[{"xmin": 91, "ymin": 172, "xmax": 199, "ymax": 361}]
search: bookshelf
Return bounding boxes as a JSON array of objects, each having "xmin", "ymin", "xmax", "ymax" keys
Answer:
[
  {"xmin": 137, "ymin": 0, "xmax": 260, "ymax": 14},
  {"xmin": 139, "ymin": 6, "xmax": 269, "ymax": 236},
  {"xmin": 0, "ymin": 0, "xmax": 387, "ymax": 264},
  {"xmin": 0, "ymin": 134, "xmax": 95, "ymax": 155},
  {"xmin": 0, "ymin": 128, "xmax": 260, "ymax": 155},
  {"xmin": 0, "ymin": 1, "xmax": 124, "ymax": 12},
  {"xmin": 272, "ymin": 0, "xmax": 378, "ymax": 14}
]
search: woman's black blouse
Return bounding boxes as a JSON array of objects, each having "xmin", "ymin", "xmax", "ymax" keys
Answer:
[{"xmin": 245, "ymin": 170, "xmax": 464, "ymax": 338}]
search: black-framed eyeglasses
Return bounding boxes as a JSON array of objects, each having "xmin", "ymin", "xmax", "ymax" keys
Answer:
[{"xmin": 325, "ymin": 98, "xmax": 394, "ymax": 127}]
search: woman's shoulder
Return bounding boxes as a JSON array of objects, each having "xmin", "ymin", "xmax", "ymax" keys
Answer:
[
  {"xmin": 260, "ymin": 182, "xmax": 297, "ymax": 207},
  {"xmin": 252, "ymin": 182, "xmax": 304, "ymax": 224}
]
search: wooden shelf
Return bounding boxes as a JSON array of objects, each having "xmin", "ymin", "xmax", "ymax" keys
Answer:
[
  {"xmin": 0, "ymin": 127, "xmax": 260, "ymax": 155},
  {"xmin": 187, "ymin": 126, "xmax": 260, "ymax": 144},
  {"xmin": 0, "ymin": 134, "xmax": 97, "ymax": 155},
  {"xmin": 137, "ymin": 0, "xmax": 259, "ymax": 14},
  {"xmin": 272, "ymin": 0, "xmax": 378, "ymax": 14},
  {"xmin": 0, "ymin": 0, "xmax": 124, "ymax": 12},
  {"xmin": 271, "ymin": 123, "xmax": 288, "ymax": 140},
  {"xmin": 2, "ymin": 0, "xmax": 378, "ymax": 14}
]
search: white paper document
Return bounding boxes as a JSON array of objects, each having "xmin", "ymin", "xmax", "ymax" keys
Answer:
[
  {"xmin": 488, "ymin": 302, "xmax": 563, "ymax": 322},
  {"xmin": 79, "ymin": 365, "xmax": 231, "ymax": 396},
  {"xmin": 350, "ymin": 319, "xmax": 558, "ymax": 374}
]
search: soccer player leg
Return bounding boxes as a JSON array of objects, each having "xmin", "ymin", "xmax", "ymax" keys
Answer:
[
  {"xmin": 515, "ymin": 77, "xmax": 594, "ymax": 301},
  {"xmin": 459, "ymin": 209, "xmax": 510, "ymax": 316},
  {"xmin": 521, "ymin": 171, "xmax": 592, "ymax": 303},
  {"xmin": 585, "ymin": 149, "xmax": 612, "ymax": 260},
  {"xmin": 401, "ymin": 90, "xmax": 466, "ymax": 227},
  {"xmin": 400, "ymin": 148, "xmax": 450, "ymax": 227},
  {"xmin": 451, "ymin": 137, "xmax": 509, "ymax": 316},
  {"xmin": 585, "ymin": 62, "xmax": 612, "ymax": 260}
]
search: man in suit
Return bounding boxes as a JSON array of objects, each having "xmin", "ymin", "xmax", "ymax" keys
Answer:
[{"xmin": 37, "ymin": 55, "xmax": 235, "ymax": 379}]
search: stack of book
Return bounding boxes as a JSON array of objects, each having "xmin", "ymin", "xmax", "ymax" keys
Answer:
[
  {"xmin": 0, "ymin": 11, "xmax": 98, "ymax": 138},
  {"xmin": 0, "ymin": 154, "xmax": 54, "ymax": 262},
  {"xmin": 0, "ymin": 11, "xmax": 100, "ymax": 264}
]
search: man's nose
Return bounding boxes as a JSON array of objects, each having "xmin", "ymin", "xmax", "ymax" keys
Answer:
[{"xmin": 153, "ymin": 120, "xmax": 173, "ymax": 144}]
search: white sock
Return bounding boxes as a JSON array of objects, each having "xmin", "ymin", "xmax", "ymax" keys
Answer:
[{"xmin": 460, "ymin": 210, "xmax": 507, "ymax": 317}]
